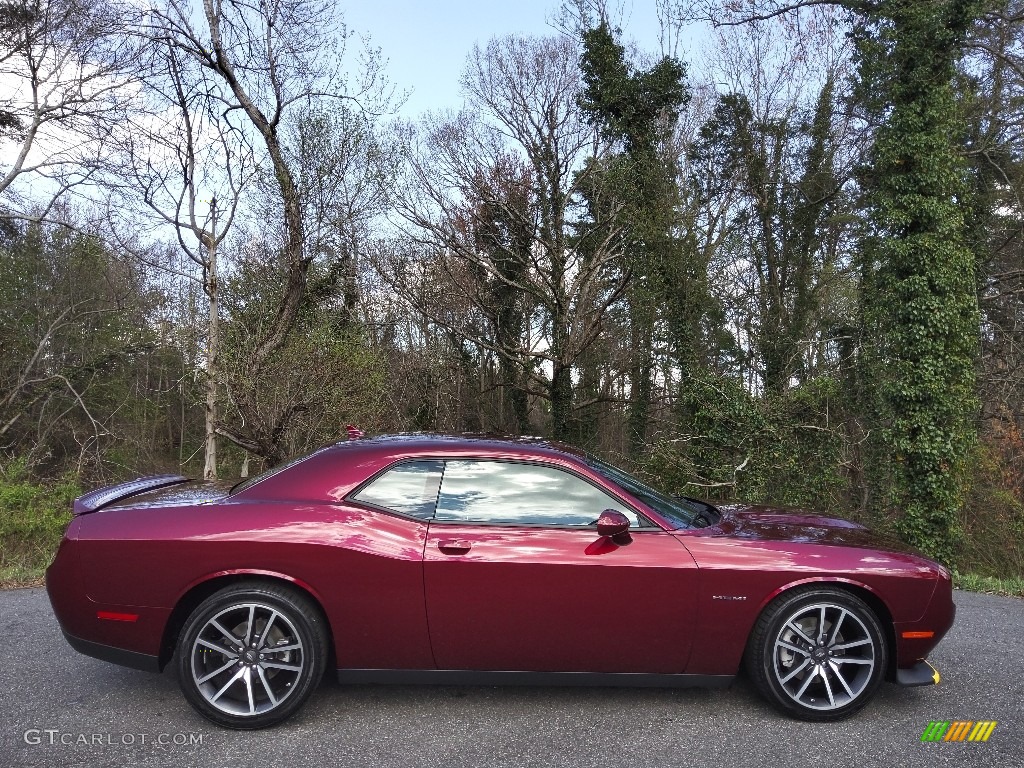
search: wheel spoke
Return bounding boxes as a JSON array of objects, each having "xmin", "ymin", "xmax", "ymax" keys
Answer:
[
  {"xmin": 244, "ymin": 668, "xmax": 256, "ymax": 715},
  {"xmin": 775, "ymin": 639, "xmax": 810, "ymax": 657},
  {"xmin": 196, "ymin": 638, "xmax": 238, "ymax": 658},
  {"xmin": 262, "ymin": 661, "xmax": 301, "ymax": 672},
  {"xmin": 786, "ymin": 621, "xmax": 816, "ymax": 646},
  {"xmin": 256, "ymin": 610, "xmax": 278, "ymax": 650},
  {"xmin": 818, "ymin": 606, "xmax": 827, "ymax": 642},
  {"xmin": 210, "ymin": 619, "xmax": 240, "ymax": 646},
  {"xmin": 820, "ymin": 665, "xmax": 836, "ymax": 707},
  {"xmin": 833, "ymin": 638, "xmax": 871, "ymax": 651},
  {"xmin": 827, "ymin": 609, "xmax": 847, "ymax": 646},
  {"xmin": 266, "ymin": 642, "xmax": 301, "ymax": 654},
  {"xmin": 794, "ymin": 665, "xmax": 818, "ymax": 700},
  {"xmin": 257, "ymin": 666, "xmax": 279, "ymax": 707},
  {"xmin": 833, "ymin": 656, "xmax": 873, "ymax": 665},
  {"xmin": 244, "ymin": 605, "xmax": 256, "ymax": 645},
  {"xmin": 780, "ymin": 658, "xmax": 811, "ymax": 684},
  {"xmin": 829, "ymin": 662, "xmax": 855, "ymax": 697},
  {"xmin": 196, "ymin": 657, "xmax": 238, "ymax": 684},
  {"xmin": 210, "ymin": 667, "xmax": 246, "ymax": 703}
]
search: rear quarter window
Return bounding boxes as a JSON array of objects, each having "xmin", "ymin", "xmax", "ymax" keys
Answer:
[{"xmin": 351, "ymin": 460, "xmax": 444, "ymax": 519}]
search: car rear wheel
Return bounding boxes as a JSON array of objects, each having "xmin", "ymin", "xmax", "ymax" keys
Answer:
[
  {"xmin": 745, "ymin": 587, "xmax": 886, "ymax": 721},
  {"xmin": 176, "ymin": 582, "xmax": 328, "ymax": 729}
]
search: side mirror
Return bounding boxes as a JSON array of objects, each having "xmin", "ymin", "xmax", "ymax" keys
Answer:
[{"xmin": 596, "ymin": 509, "xmax": 630, "ymax": 537}]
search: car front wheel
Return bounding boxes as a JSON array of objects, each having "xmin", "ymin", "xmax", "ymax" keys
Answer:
[
  {"xmin": 746, "ymin": 587, "xmax": 887, "ymax": 721},
  {"xmin": 176, "ymin": 582, "xmax": 328, "ymax": 729}
]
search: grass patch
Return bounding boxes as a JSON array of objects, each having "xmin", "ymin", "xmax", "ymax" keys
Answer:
[
  {"xmin": 952, "ymin": 571, "xmax": 1024, "ymax": 598},
  {"xmin": 0, "ymin": 564, "xmax": 47, "ymax": 589},
  {"xmin": 0, "ymin": 460, "xmax": 78, "ymax": 588}
]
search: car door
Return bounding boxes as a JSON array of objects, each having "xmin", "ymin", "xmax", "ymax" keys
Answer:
[{"xmin": 423, "ymin": 459, "xmax": 699, "ymax": 674}]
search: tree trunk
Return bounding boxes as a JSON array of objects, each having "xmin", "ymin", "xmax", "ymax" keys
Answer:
[
  {"xmin": 550, "ymin": 361, "xmax": 573, "ymax": 442},
  {"xmin": 203, "ymin": 199, "xmax": 219, "ymax": 480},
  {"xmin": 628, "ymin": 290, "xmax": 654, "ymax": 458}
]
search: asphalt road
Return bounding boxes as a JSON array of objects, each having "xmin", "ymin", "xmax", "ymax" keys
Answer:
[{"xmin": 1, "ymin": 587, "xmax": 1021, "ymax": 768}]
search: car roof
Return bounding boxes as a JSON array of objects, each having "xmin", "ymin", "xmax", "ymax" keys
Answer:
[
  {"xmin": 325, "ymin": 432, "xmax": 589, "ymax": 461},
  {"xmin": 229, "ymin": 432, "xmax": 596, "ymax": 505}
]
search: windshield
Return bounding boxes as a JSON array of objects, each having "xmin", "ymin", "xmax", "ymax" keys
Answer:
[{"xmin": 585, "ymin": 456, "xmax": 715, "ymax": 529}]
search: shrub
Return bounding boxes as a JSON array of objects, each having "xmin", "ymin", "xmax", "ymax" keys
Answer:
[
  {"xmin": 639, "ymin": 374, "xmax": 849, "ymax": 513},
  {"xmin": 0, "ymin": 459, "xmax": 79, "ymax": 586}
]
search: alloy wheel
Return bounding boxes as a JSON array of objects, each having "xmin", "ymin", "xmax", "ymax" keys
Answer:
[{"xmin": 771, "ymin": 601, "xmax": 877, "ymax": 712}]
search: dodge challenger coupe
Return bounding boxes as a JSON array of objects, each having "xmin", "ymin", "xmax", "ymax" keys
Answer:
[{"xmin": 46, "ymin": 433, "xmax": 954, "ymax": 729}]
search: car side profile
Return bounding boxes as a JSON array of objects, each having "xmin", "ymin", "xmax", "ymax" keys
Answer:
[{"xmin": 46, "ymin": 434, "xmax": 954, "ymax": 729}]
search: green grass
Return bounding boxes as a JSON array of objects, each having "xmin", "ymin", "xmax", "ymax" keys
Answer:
[
  {"xmin": 0, "ymin": 563, "xmax": 48, "ymax": 588},
  {"xmin": 0, "ymin": 461, "xmax": 77, "ymax": 589},
  {"xmin": 952, "ymin": 571, "xmax": 1024, "ymax": 598}
]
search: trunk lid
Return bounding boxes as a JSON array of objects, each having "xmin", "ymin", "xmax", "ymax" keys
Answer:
[
  {"xmin": 73, "ymin": 475, "xmax": 191, "ymax": 515},
  {"xmin": 71, "ymin": 475, "xmax": 234, "ymax": 515}
]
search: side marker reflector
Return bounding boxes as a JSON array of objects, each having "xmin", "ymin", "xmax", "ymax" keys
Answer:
[
  {"xmin": 97, "ymin": 611, "xmax": 139, "ymax": 622},
  {"xmin": 901, "ymin": 631, "xmax": 935, "ymax": 639}
]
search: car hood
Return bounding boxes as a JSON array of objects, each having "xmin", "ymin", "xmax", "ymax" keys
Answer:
[{"xmin": 709, "ymin": 503, "xmax": 912, "ymax": 553}]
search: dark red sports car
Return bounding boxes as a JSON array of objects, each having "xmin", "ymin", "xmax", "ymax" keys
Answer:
[{"xmin": 46, "ymin": 434, "xmax": 954, "ymax": 729}]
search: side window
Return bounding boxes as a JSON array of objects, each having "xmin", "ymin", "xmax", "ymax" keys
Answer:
[
  {"xmin": 352, "ymin": 460, "xmax": 444, "ymax": 520},
  {"xmin": 435, "ymin": 460, "xmax": 642, "ymax": 527}
]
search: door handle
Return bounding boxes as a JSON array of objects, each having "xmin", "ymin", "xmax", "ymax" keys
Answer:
[{"xmin": 437, "ymin": 540, "xmax": 472, "ymax": 554}]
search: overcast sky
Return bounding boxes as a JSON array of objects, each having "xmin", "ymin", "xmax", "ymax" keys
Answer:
[{"xmin": 341, "ymin": 0, "xmax": 673, "ymax": 118}]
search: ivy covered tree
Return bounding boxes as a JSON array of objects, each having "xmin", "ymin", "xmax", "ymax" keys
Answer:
[
  {"xmin": 578, "ymin": 20, "xmax": 693, "ymax": 454},
  {"xmin": 855, "ymin": 0, "xmax": 984, "ymax": 561}
]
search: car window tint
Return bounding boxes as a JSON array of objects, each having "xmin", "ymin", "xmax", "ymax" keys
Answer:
[
  {"xmin": 353, "ymin": 460, "xmax": 444, "ymax": 519},
  {"xmin": 435, "ymin": 460, "xmax": 642, "ymax": 527}
]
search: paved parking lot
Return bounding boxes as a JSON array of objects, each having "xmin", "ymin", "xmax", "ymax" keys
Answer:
[{"xmin": 1, "ymin": 587, "xmax": 1021, "ymax": 767}]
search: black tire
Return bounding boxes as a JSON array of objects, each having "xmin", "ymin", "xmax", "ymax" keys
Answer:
[
  {"xmin": 176, "ymin": 582, "xmax": 328, "ymax": 729},
  {"xmin": 745, "ymin": 586, "xmax": 887, "ymax": 721}
]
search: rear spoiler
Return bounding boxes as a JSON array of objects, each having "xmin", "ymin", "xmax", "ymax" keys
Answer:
[{"xmin": 72, "ymin": 475, "xmax": 190, "ymax": 516}]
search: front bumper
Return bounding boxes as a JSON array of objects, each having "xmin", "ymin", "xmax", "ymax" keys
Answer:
[{"xmin": 895, "ymin": 659, "xmax": 941, "ymax": 686}]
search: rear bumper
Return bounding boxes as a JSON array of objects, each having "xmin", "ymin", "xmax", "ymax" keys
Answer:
[
  {"xmin": 61, "ymin": 630, "xmax": 161, "ymax": 673},
  {"xmin": 48, "ymin": 527, "xmax": 168, "ymax": 671}
]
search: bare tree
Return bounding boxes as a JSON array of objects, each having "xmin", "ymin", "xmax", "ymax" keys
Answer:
[
  {"xmin": 105, "ymin": 39, "xmax": 255, "ymax": 479},
  {"xmin": 389, "ymin": 35, "xmax": 629, "ymax": 440},
  {"xmin": 961, "ymin": 3, "xmax": 1024, "ymax": 426},
  {"xmin": 670, "ymin": 0, "xmax": 871, "ymax": 27},
  {"xmin": 140, "ymin": 0, "xmax": 392, "ymax": 464},
  {"xmin": 0, "ymin": 0, "xmax": 138, "ymax": 220},
  {"xmin": 271, "ymin": 104, "xmax": 399, "ymax": 325},
  {"xmin": 690, "ymin": 15, "xmax": 861, "ymax": 393},
  {"xmin": 0, "ymin": 213, "xmax": 157, "ymax": 474}
]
